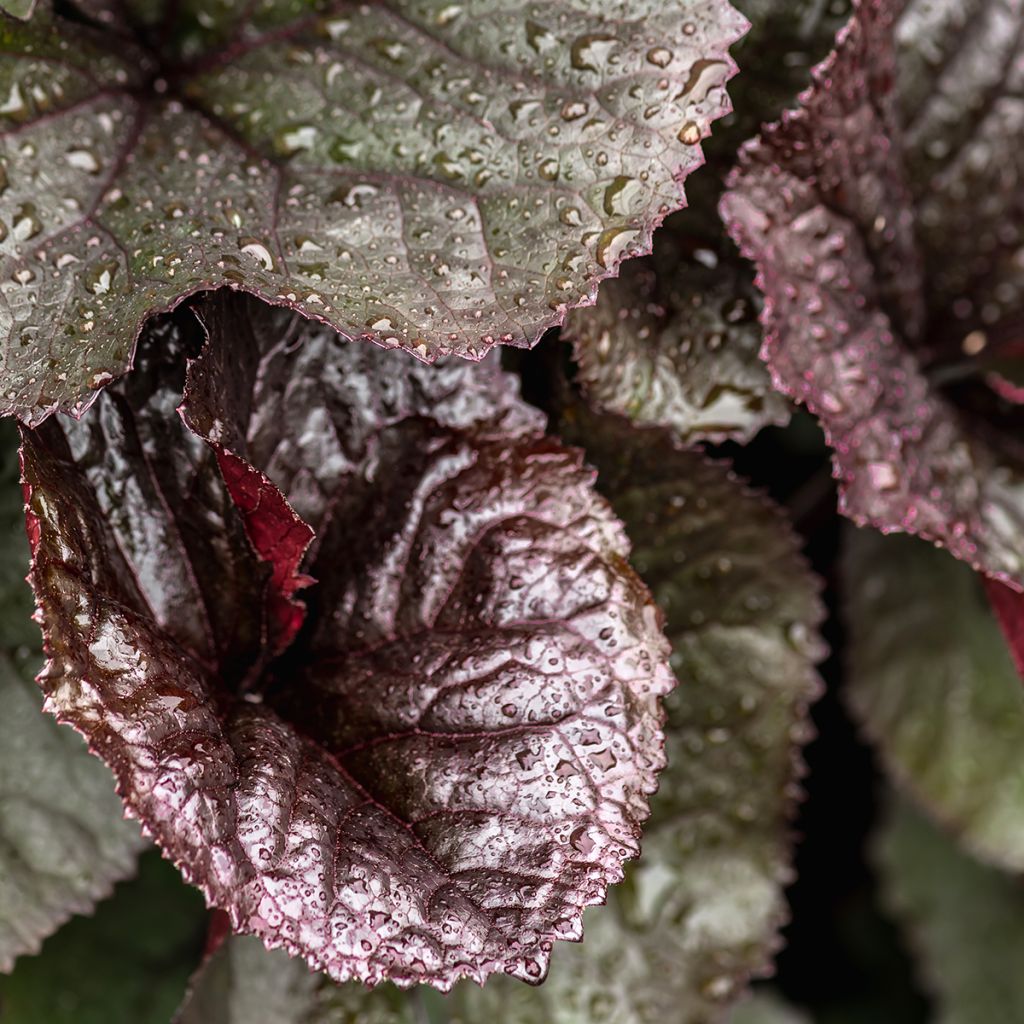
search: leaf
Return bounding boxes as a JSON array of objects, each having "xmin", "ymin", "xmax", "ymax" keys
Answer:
[
  {"xmin": 728, "ymin": 992, "xmax": 813, "ymax": 1024},
  {"xmin": 0, "ymin": 0, "xmax": 35, "ymax": 20},
  {"xmin": 0, "ymin": 0, "xmax": 746, "ymax": 422},
  {"xmin": 721, "ymin": 0, "xmax": 1024, "ymax": 590},
  {"xmin": 561, "ymin": 218, "xmax": 790, "ymax": 445},
  {"xmin": 0, "ymin": 849, "xmax": 208, "ymax": 1024},
  {"xmin": 21, "ymin": 294, "xmax": 675, "ymax": 989},
  {"xmin": 984, "ymin": 578, "xmax": 1024, "ymax": 680},
  {"xmin": 875, "ymin": 797, "xmax": 1024, "ymax": 1024},
  {"xmin": 557, "ymin": 0, "xmax": 857, "ymax": 448},
  {"xmin": 0, "ymin": 653, "xmax": 147, "ymax": 973},
  {"xmin": 0, "ymin": 418, "xmax": 144, "ymax": 974},
  {"xmin": 843, "ymin": 527, "xmax": 1024, "ymax": 871},
  {"xmin": 465, "ymin": 408, "xmax": 824, "ymax": 1022},
  {"xmin": 173, "ymin": 406, "xmax": 825, "ymax": 1021}
]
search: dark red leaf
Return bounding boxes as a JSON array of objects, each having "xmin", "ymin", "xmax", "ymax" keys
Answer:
[
  {"xmin": 984, "ymin": 577, "xmax": 1024, "ymax": 682},
  {"xmin": 21, "ymin": 295, "xmax": 675, "ymax": 989},
  {"xmin": 722, "ymin": 0, "xmax": 1024, "ymax": 598}
]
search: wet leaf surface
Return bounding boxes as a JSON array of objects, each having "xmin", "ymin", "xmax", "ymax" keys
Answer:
[
  {"xmin": 175, "ymin": 404, "xmax": 826, "ymax": 1022},
  {"xmin": 0, "ymin": 0, "xmax": 745, "ymax": 421},
  {"xmin": 561, "ymin": 220, "xmax": 789, "ymax": 444},
  {"xmin": 722, "ymin": 0, "xmax": 1024, "ymax": 590},
  {"xmin": 844, "ymin": 527, "xmax": 1024, "ymax": 871},
  {"xmin": 0, "ymin": 419, "xmax": 144, "ymax": 974},
  {"xmin": 21, "ymin": 295, "xmax": 675, "ymax": 989}
]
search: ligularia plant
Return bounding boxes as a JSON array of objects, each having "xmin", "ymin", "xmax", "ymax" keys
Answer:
[{"xmin": 0, "ymin": 0, "xmax": 1021, "ymax": 1021}]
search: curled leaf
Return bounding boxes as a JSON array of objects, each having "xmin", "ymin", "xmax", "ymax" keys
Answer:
[
  {"xmin": 21, "ymin": 295, "xmax": 674, "ymax": 989},
  {"xmin": 721, "ymin": 0, "xmax": 1024, "ymax": 591},
  {"xmin": 0, "ymin": 0, "xmax": 746, "ymax": 421},
  {"xmin": 175, "ymin": 407, "xmax": 825, "ymax": 1022},
  {"xmin": 0, "ymin": 421, "xmax": 144, "ymax": 973}
]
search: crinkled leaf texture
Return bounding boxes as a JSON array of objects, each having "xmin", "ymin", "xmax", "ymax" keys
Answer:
[
  {"xmin": 0, "ymin": 420, "xmax": 144, "ymax": 974},
  {"xmin": 175, "ymin": 407, "xmax": 825, "ymax": 1024},
  {"xmin": 561, "ymin": 217, "xmax": 789, "ymax": 444},
  {"xmin": 876, "ymin": 797, "xmax": 1024, "ymax": 1024},
  {"xmin": 21, "ymin": 294, "xmax": 675, "ymax": 990},
  {"xmin": 844, "ymin": 527, "xmax": 1024, "ymax": 871},
  {"xmin": 0, "ymin": 0, "xmax": 746, "ymax": 422},
  {"xmin": 721, "ymin": 0, "xmax": 1024, "ymax": 592}
]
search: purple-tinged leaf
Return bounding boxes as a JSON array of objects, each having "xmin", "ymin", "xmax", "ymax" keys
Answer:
[
  {"xmin": 0, "ymin": 418, "xmax": 144, "ymax": 973},
  {"xmin": 844, "ymin": 527, "xmax": 1024, "ymax": 871},
  {"xmin": 985, "ymin": 577, "xmax": 1024, "ymax": 682},
  {"xmin": 22, "ymin": 296, "xmax": 675, "ymax": 990},
  {"xmin": 721, "ymin": 0, "xmax": 1024, "ymax": 592},
  {"xmin": 175, "ymin": 408, "xmax": 825, "ymax": 1022},
  {"xmin": 561, "ymin": 222, "xmax": 789, "ymax": 445},
  {"xmin": 0, "ymin": 0, "xmax": 746, "ymax": 422}
]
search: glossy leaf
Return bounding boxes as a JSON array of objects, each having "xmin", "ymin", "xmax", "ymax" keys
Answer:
[
  {"xmin": 844, "ymin": 527, "xmax": 1024, "ymax": 871},
  {"xmin": 0, "ymin": 419, "xmax": 144, "ymax": 974},
  {"xmin": 0, "ymin": 850, "xmax": 207, "ymax": 1024},
  {"xmin": 0, "ymin": 0, "xmax": 746, "ymax": 422},
  {"xmin": 174, "ymin": 407, "xmax": 825, "ymax": 1021},
  {"xmin": 561, "ymin": 220, "xmax": 789, "ymax": 444},
  {"xmin": 876, "ymin": 797, "xmax": 1024, "ymax": 1024},
  {"xmin": 22, "ymin": 296, "xmax": 675, "ymax": 989},
  {"xmin": 721, "ymin": 0, "xmax": 1024, "ymax": 589}
]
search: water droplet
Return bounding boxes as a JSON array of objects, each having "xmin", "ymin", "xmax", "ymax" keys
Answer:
[{"xmin": 239, "ymin": 238, "xmax": 275, "ymax": 271}]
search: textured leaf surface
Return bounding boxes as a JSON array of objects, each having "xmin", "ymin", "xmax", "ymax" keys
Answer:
[
  {"xmin": 561, "ymin": 219, "xmax": 789, "ymax": 444},
  {"xmin": 721, "ymin": 0, "xmax": 1024, "ymax": 589},
  {"xmin": 876, "ymin": 798, "xmax": 1024, "ymax": 1024},
  {"xmin": 0, "ymin": 850, "xmax": 206, "ymax": 1024},
  {"xmin": 175, "ymin": 409, "xmax": 825, "ymax": 1021},
  {"xmin": 22, "ymin": 296, "xmax": 674, "ymax": 989},
  {"xmin": 844, "ymin": 527, "xmax": 1024, "ymax": 871},
  {"xmin": 0, "ymin": 0, "xmax": 745, "ymax": 421},
  {"xmin": 0, "ymin": 420, "xmax": 143, "ymax": 974},
  {"xmin": 556, "ymin": 0, "xmax": 855, "ymax": 448}
]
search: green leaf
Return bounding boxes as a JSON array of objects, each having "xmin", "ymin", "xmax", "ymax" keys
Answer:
[
  {"xmin": 728, "ymin": 992, "xmax": 812, "ymax": 1024},
  {"xmin": 0, "ymin": 0, "xmax": 746, "ymax": 422},
  {"xmin": 0, "ymin": 1, "xmax": 36, "ymax": 21},
  {"xmin": 843, "ymin": 527, "xmax": 1024, "ymax": 871},
  {"xmin": 876, "ymin": 797, "xmax": 1024, "ymax": 1024},
  {"xmin": 0, "ymin": 849, "xmax": 208, "ymax": 1024},
  {"xmin": 561, "ymin": 220, "xmax": 789, "ymax": 445},
  {"xmin": 0, "ymin": 420, "xmax": 144, "ymax": 973},
  {"xmin": 176, "ymin": 409, "xmax": 825, "ymax": 1024}
]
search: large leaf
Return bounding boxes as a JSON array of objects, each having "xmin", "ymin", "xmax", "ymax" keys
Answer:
[
  {"xmin": 0, "ymin": 0, "xmax": 746, "ymax": 422},
  {"xmin": 876, "ymin": 797, "xmax": 1024, "ymax": 1024},
  {"xmin": 175, "ymin": 406, "xmax": 825, "ymax": 1023},
  {"xmin": 0, "ymin": 420, "xmax": 143, "ymax": 974},
  {"xmin": 721, "ymin": 0, "xmax": 1024, "ymax": 589},
  {"xmin": 0, "ymin": 849, "xmax": 207, "ymax": 1024},
  {"xmin": 843, "ymin": 527, "xmax": 1024, "ymax": 871},
  {"xmin": 21, "ymin": 294, "xmax": 675, "ymax": 989}
]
